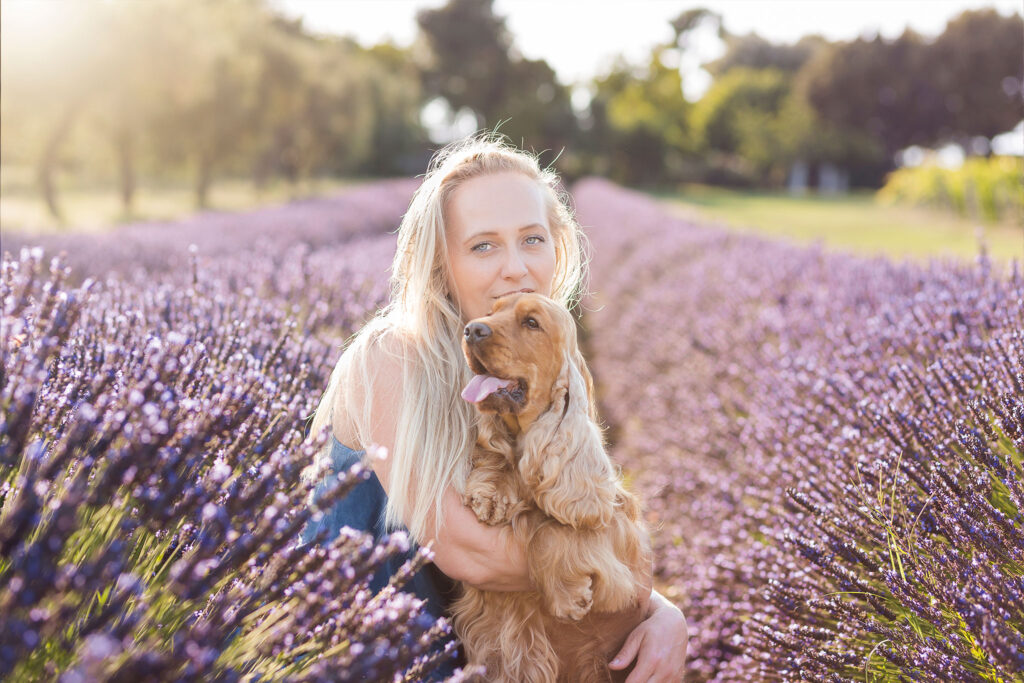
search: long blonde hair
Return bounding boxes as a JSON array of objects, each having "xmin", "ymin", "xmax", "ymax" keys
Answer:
[{"xmin": 309, "ymin": 133, "xmax": 589, "ymax": 542}]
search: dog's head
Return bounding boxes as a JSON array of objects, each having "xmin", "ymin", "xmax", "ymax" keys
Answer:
[{"xmin": 461, "ymin": 293, "xmax": 578, "ymax": 425}]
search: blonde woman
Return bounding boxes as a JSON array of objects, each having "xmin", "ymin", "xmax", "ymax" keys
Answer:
[{"xmin": 303, "ymin": 134, "xmax": 688, "ymax": 681}]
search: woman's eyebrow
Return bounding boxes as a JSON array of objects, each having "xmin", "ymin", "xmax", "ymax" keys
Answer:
[{"xmin": 462, "ymin": 223, "xmax": 548, "ymax": 244}]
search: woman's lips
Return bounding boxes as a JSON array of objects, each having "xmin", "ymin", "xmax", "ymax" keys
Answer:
[{"xmin": 494, "ymin": 288, "xmax": 535, "ymax": 298}]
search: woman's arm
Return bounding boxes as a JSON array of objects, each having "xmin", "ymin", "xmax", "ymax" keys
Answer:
[
  {"xmin": 608, "ymin": 589, "xmax": 688, "ymax": 682},
  {"xmin": 423, "ymin": 486, "xmax": 531, "ymax": 590},
  {"xmin": 341, "ymin": 340, "xmax": 532, "ymax": 591}
]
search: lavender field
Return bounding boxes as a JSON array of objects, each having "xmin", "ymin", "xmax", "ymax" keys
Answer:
[
  {"xmin": 574, "ymin": 180, "xmax": 1023, "ymax": 681},
  {"xmin": 2, "ymin": 179, "xmax": 1021, "ymax": 681}
]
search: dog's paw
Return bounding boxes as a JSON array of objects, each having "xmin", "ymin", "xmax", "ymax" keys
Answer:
[
  {"xmin": 549, "ymin": 577, "xmax": 593, "ymax": 621},
  {"xmin": 592, "ymin": 567, "xmax": 638, "ymax": 613},
  {"xmin": 467, "ymin": 491, "xmax": 513, "ymax": 525}
]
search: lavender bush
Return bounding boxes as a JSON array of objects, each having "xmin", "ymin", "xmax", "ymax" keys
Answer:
[
  {"xmin": 574, "ymin": 178, "xmax": 1022, "ymax": 681},
  {"xmin": 1, "ymin": 181, "xmax": 463, "ymax": 680},
  {"xmin": 1, "ymin": 179, "xmax": 418, "ymax": 283}
]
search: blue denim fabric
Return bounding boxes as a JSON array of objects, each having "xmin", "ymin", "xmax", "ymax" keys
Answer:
[{"xmin": 300, "ymin": 435, "xmax": 464, "ymax": 678}]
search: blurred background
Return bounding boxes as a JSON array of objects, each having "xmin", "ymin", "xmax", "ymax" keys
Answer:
[{"xmin": 1, "ymin": 0, "xmax": 1021, "ymax": 259}]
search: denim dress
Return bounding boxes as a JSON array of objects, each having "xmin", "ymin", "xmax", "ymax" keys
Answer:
[{"xmin": 299, "ymin": 435, "xmax": 464, "ymax": 678}]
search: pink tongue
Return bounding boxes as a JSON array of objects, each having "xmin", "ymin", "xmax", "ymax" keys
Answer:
[{"xmin": 462, "ymin": 374, "xmax": 513, "ymax": 403}]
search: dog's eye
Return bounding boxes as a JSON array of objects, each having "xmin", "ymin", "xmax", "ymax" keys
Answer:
[{"xmin": 523, "ymin": 316, "xmax": 540, "ymax": 330}]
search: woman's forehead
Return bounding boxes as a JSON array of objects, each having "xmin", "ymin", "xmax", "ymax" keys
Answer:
[{"xmin": 447, "ymin": 172, "xmax": 548, "ymax": 236}]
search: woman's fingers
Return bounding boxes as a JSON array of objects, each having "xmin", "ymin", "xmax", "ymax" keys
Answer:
[
  {"xmin": 612, "ymin": 593, "xmax": 689, "ymax": 682},
  {"xmin": 622, "ymin": 634, "xmax": 658, "ymax": 683},
  {"xmin": 609, "ymin": 628, "xmax": 643, "ymax": 670}
]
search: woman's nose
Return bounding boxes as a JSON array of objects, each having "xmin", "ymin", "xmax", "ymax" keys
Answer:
[
  {"xmin": 464, "ymin": 322, "xmax": 492, "ymax": 344},
  {"xmin": 502, "ymin": 248, "xmax": 528, "ymax": 279}
]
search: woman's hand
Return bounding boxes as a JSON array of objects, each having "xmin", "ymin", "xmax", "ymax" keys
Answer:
[
  {"xmin": 608, "ymin": 589, "xmax": 688, "ymax": 682},
  {"xmin": 427, "ymin": 486, "xmax": 533, "ymax": 591}
]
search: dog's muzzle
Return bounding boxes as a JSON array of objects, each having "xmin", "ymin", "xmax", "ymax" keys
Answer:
[{"xmin": 464, "ymin": 321, "xmax": 492, "ymax": 344}]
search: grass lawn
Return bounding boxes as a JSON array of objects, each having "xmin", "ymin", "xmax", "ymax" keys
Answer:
[
  {"xmin": 6, "ymin": 173, "xmax": 1022, "ymax": 268},
  {"xmin": 655, "ymin": 185, "xmax": 1023, "ymax": 266},
  {"xmin": 0, "ymin": 172, "xmax": 363, "ymax": 234}
]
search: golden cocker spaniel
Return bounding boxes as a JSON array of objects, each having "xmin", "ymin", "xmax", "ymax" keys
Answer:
[{"xmin": 453, "ymin": 293, "xmax": 653, "ymax": 683}]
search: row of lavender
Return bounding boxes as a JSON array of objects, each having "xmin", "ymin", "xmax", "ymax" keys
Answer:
[
  {"xmin": 0, "ymin": 183, "xmax": 470, "ymax": 680},
  {"xmin": 1, "ymin": 179, "xmax": 417, "ymax": 284},
  {"xmin": 573, "ymin": 179, "xmax": 1023, "ymax": 681}
]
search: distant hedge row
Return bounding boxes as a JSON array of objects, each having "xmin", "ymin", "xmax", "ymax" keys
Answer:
[{"xmin": 878, "ymin": 156, "xmax": 1023, "ymax": 224}]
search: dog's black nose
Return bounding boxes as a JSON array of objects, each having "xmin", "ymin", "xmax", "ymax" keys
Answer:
[{"xmin": 464, "ymin": 322, "xmax": 491, "ymax": 344}]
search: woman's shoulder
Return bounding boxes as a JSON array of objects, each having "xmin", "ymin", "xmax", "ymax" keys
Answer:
[
  {"xmin": 332, "ymin": 317, "xmax": 417, "ymax": 420},
  {"xmin": 349, "ymin": 314, "xmax": 417, "ymax": 364}
]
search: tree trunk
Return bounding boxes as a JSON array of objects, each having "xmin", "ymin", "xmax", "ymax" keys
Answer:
[
  {"xmin": 36, "ymin": 157, "xmax": 62, "ymax": 223},
  {"xmin": 36, "ymin": 105, "xmax": 79, "ymax": 223},
  {"xmin": 116, "ymin": 127, "xmax": 136, "ymax": 214},
  {"xmin": 252, "ymin": 151, "xmax": 271, "ymax": 196},
  {"xmin": 195, "ymin": 153, "xmax": 212, "ymax": 209}
]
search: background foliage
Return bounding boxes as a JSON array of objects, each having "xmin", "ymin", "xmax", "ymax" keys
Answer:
[{"xmin": 2, "ymin": 0, "xmax": 1021, "ymax": 225}]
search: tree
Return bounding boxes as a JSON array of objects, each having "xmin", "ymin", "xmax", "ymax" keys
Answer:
[
  {"xmin": 362, "ymin": 43, "xmax": 430, "ymax": 175},
  {"xmin": 245, "ymin": 15, "xmax": 310, "ymax": 190},
  {"xmin": 240, "ymin": 23, "xmax": 428, "ymax": 184},
  {"xmin": 799, "ymin": 9, "xmax": 1023, "ymax": 163},
  {"xmin": 691, "ymin": 67, "xmax": 789, "ymax": 154},
  {"xmin": 800, "ymin": 30, "xmax": 946, "ymax": 160},
  {"xmin": 0, "ymin": 0, "xmax": 439, "ymax": 223},
  {"xmin": 705, "ymin": 33, "xmax": 825, "ymax": 77},
  {"xmin": 85, "ymin": 0, "xmax": 195, "ymax": 215},
  {"xmin": 730, "ymin": 91, "xmax": 886, "ymax": 187},
  {"xmin": 493, "ymin": 58, "xmax": 578, "ymax": 163},
  {"xmin": 414, "ymin": 0, "xmax": 576, "ymax": 163},
  {"xmin": 1, "ymin": 1, "xmax": 107, "ymax": 220},
  {"xmin": 415, "ymin": 0, "xmax": 513, "ymax": 129},
  {"xmin": 588, "ymin": 48, "xmax": 693, "ymax": 185},
  {"xmin": 669, "ymin": 7, "xmax": 724, "ymax": 48},
  {"xmin": 928, "ymin": 9, "xmax": 1024, "ymax": 144}
]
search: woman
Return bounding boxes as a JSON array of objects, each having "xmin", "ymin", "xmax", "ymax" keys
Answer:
[{"xmin": 303, "ymin": 134, "xmax": 688, "ymax": 681}]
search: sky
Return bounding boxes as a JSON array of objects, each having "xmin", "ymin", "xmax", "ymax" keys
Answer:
[{"xmin": 272, "ymin": 0, "xmax": 1023, "ymax": 100}]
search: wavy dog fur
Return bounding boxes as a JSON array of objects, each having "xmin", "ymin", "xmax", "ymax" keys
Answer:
[{"xmin": 452, "ymin": 293, "xmax": 652, "ymax": 683}]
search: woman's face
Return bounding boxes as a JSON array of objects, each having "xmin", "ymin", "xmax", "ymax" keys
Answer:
[{"xmin": 445, "ymin": 171, "xmax": 557, "ymax": 322}]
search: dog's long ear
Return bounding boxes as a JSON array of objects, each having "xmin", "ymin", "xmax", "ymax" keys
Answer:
[
  {"xmin": 571, "ymin": 341, "xmax": 600, "ymax": 424},
  {"xmin": 518, "ymin": 349, "xmax": 617, "ymax": 529}
]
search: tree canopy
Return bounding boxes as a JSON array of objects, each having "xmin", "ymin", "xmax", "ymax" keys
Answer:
[{"xmin": 1, "ymin": 0, "xmax": 1019, "ymax": 220}]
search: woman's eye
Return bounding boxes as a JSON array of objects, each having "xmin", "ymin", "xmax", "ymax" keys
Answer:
[
  {"xmin": 471, "ymin": 242, "xmax": 492, "ymax": 253},
  {"xmin": 525, "ymin": 235, "xmax": 545, "ymax": 245},
  {"xmin": 523, "ymin": 317, "xmax": 540, "ymax": 329}
]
